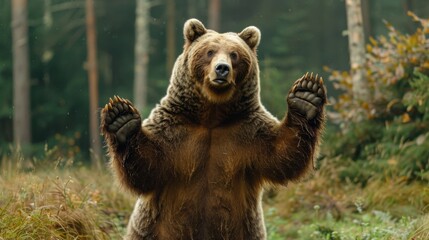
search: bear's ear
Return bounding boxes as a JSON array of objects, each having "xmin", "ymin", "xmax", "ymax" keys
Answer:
[
  {"xmin": 238, "ymin": 26, "xmax": 261, "ymax": 50},
  {"xmin": 184, "ymin": 18, "xmax": 207, "ymax": 45}
]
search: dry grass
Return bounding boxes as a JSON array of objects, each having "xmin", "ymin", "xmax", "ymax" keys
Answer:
[
  {"xmin": 0, "ymin": 163, "xmax": 135, "ymax": 239},
  {"xmin": 410, "ymin": 214, "xmax": 429, "ymax": 239},
  {"xmin": 270, "ymin": 170, "xmax": 429, "ymax": 220}
]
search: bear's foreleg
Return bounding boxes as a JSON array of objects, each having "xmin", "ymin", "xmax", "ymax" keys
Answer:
[
  {"xmin": 101, "ymin": 96, "xmax": 166, "ymax": 194},
  {"xmin": 260, "ymin": 73, "xmax": 326, "ymax": 184}
]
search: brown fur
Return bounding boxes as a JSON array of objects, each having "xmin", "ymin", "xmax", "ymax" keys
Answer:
[{"xmin": 101, "ymin": 19, "xmax": 326, "ymax": 240}]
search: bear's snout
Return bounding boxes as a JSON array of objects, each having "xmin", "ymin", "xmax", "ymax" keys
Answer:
[{"xmin": 215, "ymin": 63, "xmax": 230, "ymax": 78}]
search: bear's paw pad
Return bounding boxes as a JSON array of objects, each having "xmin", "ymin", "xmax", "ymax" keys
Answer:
[
  {"xmin": 288, "ymin": 72, "xmax": 327, "ymax": 120},
  {"xmin": 101, "ymin": 96, "xmax": 141, "ymax": 144}
]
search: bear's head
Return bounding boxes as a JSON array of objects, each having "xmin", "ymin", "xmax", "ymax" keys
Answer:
[{"xmin": 181, "ymin": 19, "xmax": 261, "ymax": 104}]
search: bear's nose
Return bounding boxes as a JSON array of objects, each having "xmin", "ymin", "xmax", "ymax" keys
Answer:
[{"xmin": 215, "ymin": 63, "xmax": 230, "ymax": 78}]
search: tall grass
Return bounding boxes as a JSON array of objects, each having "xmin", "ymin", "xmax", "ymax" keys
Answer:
[{"xmin": 0, "ymin": 151, "xmax": 134, "ymax": 239}]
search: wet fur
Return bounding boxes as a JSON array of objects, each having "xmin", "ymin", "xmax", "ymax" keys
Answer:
[{"xmin": 101, "ymin": 19, "xmax": 326, "ymax": 240}]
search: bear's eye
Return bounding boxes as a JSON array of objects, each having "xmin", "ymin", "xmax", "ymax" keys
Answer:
[
  {"xmin": 207, "ymin": 50, "xmax": 214, "ymax": 57},
  {"xmin": 230, "ymin": 52, "xmax": 238, "ymax": 61}
]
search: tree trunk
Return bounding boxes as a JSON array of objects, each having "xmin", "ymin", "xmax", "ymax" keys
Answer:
[
  {"xmin": 166, "ymin": 0, "xmax": 175, "ymax": 75},
  {"xmin": 11, "ymin": 0, "xmax": 31, "ymax": 150},
  {"xmin": 85, "ymin": 0, "xmax": 102, "ymax": 169},
  {"xmin": 208, "ymin": 0, "xmax": 220, "ymax": 31},
  {"xmin": 134, "ymin": 0, "xmax": 150, "ymax": 113},
  {"xmin": 345, "ymin": 0, "xmax": 369, "ymax": 103}
]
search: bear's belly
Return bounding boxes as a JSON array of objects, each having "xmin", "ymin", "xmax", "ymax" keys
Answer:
[
  {"xmin": 149, "ymin": 126, "xmax": 264, "ymax": 239},
  {"xmin": 153, "ymin": 180, "xmax": 260, "ymax": 239}
]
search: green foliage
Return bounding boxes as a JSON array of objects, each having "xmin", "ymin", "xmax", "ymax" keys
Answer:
[
  {"xmin": 265, "ymin": 207, "xmax": 289, "ymax": 240},
  {"xmin": 403, "ymin": 71, "xmax": 429, "ymax": 121},
  {"xmin": 266, "ymin": 204, "xmax": 429, "ymax": 240},
  {"xmin": 265, "ymin": 177, "xmax": 429, "ymax": 239},
  {"xmin": 325, "ymin": 13, "xmax": 429, "ymax": 183}
]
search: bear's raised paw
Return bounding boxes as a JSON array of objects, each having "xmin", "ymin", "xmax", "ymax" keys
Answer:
[
  {"xmin": 101, "ymin": 96, "xmax": 141, "ymax": 144},
  {"xmin": 287, "ymin": 72, "xmax": 327, "ymax": 121}
]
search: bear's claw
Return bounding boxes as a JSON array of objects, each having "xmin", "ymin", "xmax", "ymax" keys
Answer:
[
  {"xmin": 287, "ymin": 72, "xmax": 327, "ymax": 121},
  {"xmin": 101, "ymin": 95, "xmax": 142, "ymax": 144}
]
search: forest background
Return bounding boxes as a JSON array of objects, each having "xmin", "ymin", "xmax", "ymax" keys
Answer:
[{"xmin": 1, "ymin": 0, "xmax": 429, "ymax": 239}]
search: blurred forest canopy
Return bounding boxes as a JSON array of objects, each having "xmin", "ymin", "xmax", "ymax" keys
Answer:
[{"xmin": 0, "ymin": 0, "xmax": 429, "ymax": 162}]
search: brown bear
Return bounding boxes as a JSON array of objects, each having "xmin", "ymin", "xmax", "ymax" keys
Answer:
[{"xmin": 101, "ymin": 19, "xmax": 326, "ymax": 240}]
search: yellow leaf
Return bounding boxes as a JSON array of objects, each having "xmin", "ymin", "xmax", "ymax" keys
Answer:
[
  {"xmin": 408, "ymin": 34, "xmax": 418, "ymax": 46},
  {"xmin": 323, "ymin": 66, "xmax": 331, "ymax": 72},
  {"xmin": 402, "ymin": 113, "xmax": 411, "ymax": 123},
  {"xmin": 366, "ymin": 44, "xmax": 372, "ymax": 52},
  {"xmin": 410, "ymin": 57, "xmax": 419, "ymax": 64},
  {"xmin": 361, "ymin": 102, "xmax": 370, "ymax": 110},
  {"xmin": 369, "ymin": 36, "xmax": 378, "ymax": 46},
  {"xmin": 407, "ymin": 11, "xmax": 419, "ymax": 21}
]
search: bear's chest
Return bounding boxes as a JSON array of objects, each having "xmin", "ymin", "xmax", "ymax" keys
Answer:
[{"xmin": 165, "ymin": 124, "xmax": 255, "ymax": 183}]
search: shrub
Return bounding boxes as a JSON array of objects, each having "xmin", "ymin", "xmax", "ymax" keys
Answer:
[{"xmin": 324, "ymin": 12, "xmax": 429, "ymax": 182}]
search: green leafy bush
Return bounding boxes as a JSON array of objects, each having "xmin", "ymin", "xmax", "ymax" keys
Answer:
[{"xmin": 324, "ymin": 12, "xmax": 429, "ymax": 182}]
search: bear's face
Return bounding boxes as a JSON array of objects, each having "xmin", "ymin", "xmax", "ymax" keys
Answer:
[{"xmin": 183, "ymin": 19, "xmax": 261, "ymax": 104}]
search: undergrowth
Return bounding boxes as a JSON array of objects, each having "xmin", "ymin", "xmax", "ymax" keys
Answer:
[
  {"xmin": 1, "ymin": 144, "xmax": 428, "ymax": 239},
  {"xmin": 264, "ymin": 158, "xmax": 429, "ymax": 240},
  {"xmin": 0, "ymin": 153, "xmax": 134, "ymax": 239}
]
